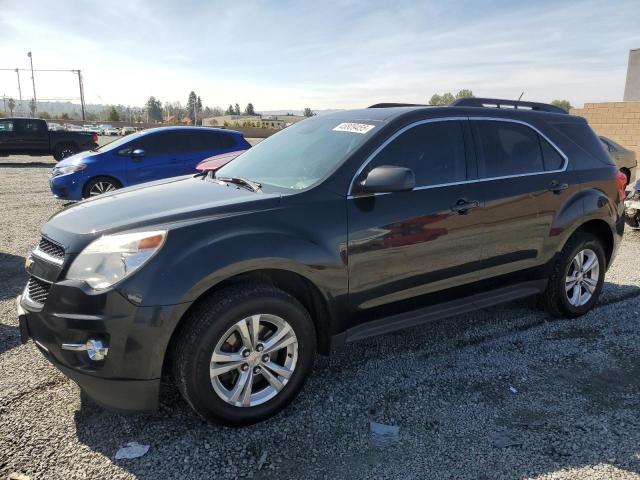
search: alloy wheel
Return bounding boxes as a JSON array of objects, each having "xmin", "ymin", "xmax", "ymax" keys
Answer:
[
  {"xmin": 565, "ymin": 248, "xmax": 600, "ymax": 307},
  {"xmin": 210, "ymin": 314, "xmax": 298, "ymax": 407},
  {"xmin": 89, "ymin": 181, "xmax": 116, "ymax": 196}
]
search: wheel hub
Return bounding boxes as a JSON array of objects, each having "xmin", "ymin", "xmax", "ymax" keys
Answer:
[
  {"xmin": 209, "ymin": 314, "xmax": 298, "ymax": 407},
  {"xmin": 565, "ymin": 248, "xmax": 600, "ymax": 307}
]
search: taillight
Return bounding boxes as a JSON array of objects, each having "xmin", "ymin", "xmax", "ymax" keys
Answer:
[
  {"xmin": 92, "ymin": 133, "xmax": 98, "ymax": 143},
  {"xmin": 615, "ymin": 171, "xmax": 627, "ymax": 201}
]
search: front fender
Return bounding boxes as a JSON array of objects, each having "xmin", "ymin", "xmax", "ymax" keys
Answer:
[{"xmin": 117, "ymin": 209, "xmax": 348, "ymax": 310}]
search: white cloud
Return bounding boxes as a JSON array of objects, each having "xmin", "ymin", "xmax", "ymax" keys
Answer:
[{"xmin": 0, "ymin": 0, "xmax": 638, "ymax": 109}]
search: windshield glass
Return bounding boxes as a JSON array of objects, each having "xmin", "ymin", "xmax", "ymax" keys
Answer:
[
  {"xmin": 216, "ymin": 116, "xmax": 380, "ymax": 190},
  {"xmin": 97, "ymin": 131, "xmax": 145, "ymax": 152}
]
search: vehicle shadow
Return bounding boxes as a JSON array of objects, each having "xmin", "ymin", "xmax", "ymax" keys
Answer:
[
  {"xmin": 71, "ymin": 281, "xmax": 640, "ymax": 479},
  {"xmin": 0, "ymin": 252, "xmax": 27, "ymax": 301},
  {"xmin": 0, "ymin": 161, "xmax": 55, "ymax": 168}
]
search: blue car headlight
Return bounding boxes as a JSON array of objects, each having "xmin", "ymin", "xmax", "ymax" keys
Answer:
[{"xmin": 51, "ymin": 164, "xmax": 87, "ymax": 177}]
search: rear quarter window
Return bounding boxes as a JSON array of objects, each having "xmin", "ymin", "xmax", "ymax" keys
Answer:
[{"xmin": 551, "ymin": 122, "xmax": 615, "ymax": 166}]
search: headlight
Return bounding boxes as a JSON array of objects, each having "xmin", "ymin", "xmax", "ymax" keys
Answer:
[
  {"xmin": 52, "ymin": 164, "xmax": 87, "ymax": 177},
  {"xmin": 66, "ymin": 230, "xmax": 167, "ymax": 290}
]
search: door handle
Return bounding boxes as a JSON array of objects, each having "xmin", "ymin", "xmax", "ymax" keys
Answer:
[
  {"xmin": 547, "ymin": 181, "xmax": 569, "ymax": 194},
  {"xmin": 451, "ymin": 198, "xmax": 480, "ymax": 215}
]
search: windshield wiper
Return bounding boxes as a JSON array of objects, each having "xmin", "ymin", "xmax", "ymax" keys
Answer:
[{"xmin": 216, "ymin": 176, "xmax": 262, "ymax": 192}]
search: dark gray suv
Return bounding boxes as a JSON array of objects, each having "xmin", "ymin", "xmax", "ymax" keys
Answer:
[{"xmin": 18, "ymin": 98, "xmax": 625, "ymax": 425}]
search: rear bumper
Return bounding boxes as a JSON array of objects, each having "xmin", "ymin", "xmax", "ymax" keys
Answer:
[{"xmin": 17, "ymin": 287, "xmax": 191, "ymax": 413}]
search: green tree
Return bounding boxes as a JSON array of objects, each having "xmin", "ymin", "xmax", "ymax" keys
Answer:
[
  {"xmin": 455, "ymin": 89, "xmax": 474, "ymax": 100},
  {"xmin": 441, "ymin": 92, "xmax": 455, "ymax": 104},
  {"xmin": 244, "ymin": 103, "xmax": 255, "ymax": 115},
  {"xmin": 60, "ymin": 112, "xmax": 70, "ymax": 120},
  {"xmin": 234, "ymin": 103, "xmax": 241, "ymax": 115},
  {"xmin": 108, "ymin": 106, "xmax": 120, "ymax": 122},
  {"xmin": 146, "ymin": 96, "xmax": 163, "ymax": 122},
  {"xmin": 428, "ymin": 94, "xmax": 442, "ymax": 105},
  {"xmin": 551, "ymin": 99, "xmax": 573, "ymax": 113},
  {"xmin": 429, "ymin": 90, "xmax": 472, "ymax": 105},
  {"xmin": 7, "ymin": 98, "xmax": 16, "ymax": 115},
  {"xmin": 186, "ymin": 91, "xmax": 198, "ymax": 123},
  {"xmin": 303, "ymin": 107, "xmax": 314, "ymax": 117},
  {"xmin": 38, "ymin": 111, "xmax": 51, "ymax": 119},
  {"xmin": 225, "ymin": 104, "xmax": 234, "ymax": 115},
  {"xmin": 195, "ymin": 96, "xmax": 203, "ymax": 125}
]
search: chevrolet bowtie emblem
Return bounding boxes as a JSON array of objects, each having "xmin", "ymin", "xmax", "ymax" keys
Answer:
[{"xmin": 24, "ymin": 256, "xmax": 34, "ymax": 269}]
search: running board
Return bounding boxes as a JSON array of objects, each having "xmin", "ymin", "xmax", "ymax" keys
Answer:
[{"xmin": 340, "ymin": 280, "xmax": 547, "ymax": 344}]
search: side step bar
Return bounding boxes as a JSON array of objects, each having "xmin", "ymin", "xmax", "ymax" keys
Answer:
[{"xmin": 338, "ymin": 280, "xmax": 547, "ymax": 344}]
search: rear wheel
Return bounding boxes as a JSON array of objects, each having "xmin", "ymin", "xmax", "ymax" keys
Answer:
[
  {"xmin": 53, "ymin": 144, "xmax": 78, "ymax": 161},
  {"xmin": 171, "ymin": 284, "xmax": 316, "ymax": 426},
  {"xmin": 83, "ymin": 176, "xmax": 121, "ymax": 198},
  {"xmin": 539, "ymin": 232, "xmax": 606, "ymax": 318}
]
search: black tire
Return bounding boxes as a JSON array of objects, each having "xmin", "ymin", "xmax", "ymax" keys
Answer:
[
  {"xmin": 539, "ymin": 232, "xmax": 606, "ymax": 318},
  {"xmin": 83, "ymin": 176, "xmax": 121, "ymax": 198},
  {"xmin": 53, "ymin": 143, "xmax": 78, "ymax": 161},
  {"xmin": 171, "ymin": 284, "xmax": 316, "ymax": 426}
]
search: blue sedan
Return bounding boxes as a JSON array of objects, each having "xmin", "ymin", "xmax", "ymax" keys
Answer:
[{"xmin": 49, "ymin": 127, "xmax": 251, "ymax": 200}]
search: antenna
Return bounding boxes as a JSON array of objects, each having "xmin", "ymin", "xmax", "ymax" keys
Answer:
[{"xmin": 517, "ymin": 92, "xmax": 524, "ymax": 101}]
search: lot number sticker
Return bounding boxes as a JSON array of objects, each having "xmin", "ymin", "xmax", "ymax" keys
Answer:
[{"xmin": 333, "ymin": 123, "xmax": 376, "ymax": 134}]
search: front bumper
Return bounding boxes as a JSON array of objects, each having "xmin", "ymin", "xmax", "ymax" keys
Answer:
[
  {"xmin": 49, "ymin": 173, "xmax": 84, "ymax": 200},
  {"xmin": 17, "ymin": 285, "xmax": 191, "ymax": 413}
]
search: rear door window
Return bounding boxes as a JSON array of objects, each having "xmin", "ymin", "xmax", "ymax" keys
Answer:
[
  {"xmin": 188, "ymin": 131, "xmax": 236, "ymax": 152},
  {"xmin": 368, "ymin": 120, "xmax": 468, "ymax": 187},
  {"xmin": 472, "ymin": 121, "xmax": 547, "ymax": 178},
  {"xmin": 539, "ymin": 137, "xmax": 565, "ymax": 171}
]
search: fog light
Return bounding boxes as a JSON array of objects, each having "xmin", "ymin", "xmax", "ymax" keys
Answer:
[{"xmin": 61, "ymin": 338, "xmax": 109, "ymax": 361}]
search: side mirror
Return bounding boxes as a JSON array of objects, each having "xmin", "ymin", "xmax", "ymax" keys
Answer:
[
  {"xmin": 131, "ymin": 148, "xmax": 146, "ymax": 158},
  {"xmin": 358, "ymin": 165, "xmax": 415, "ymax": 194}
]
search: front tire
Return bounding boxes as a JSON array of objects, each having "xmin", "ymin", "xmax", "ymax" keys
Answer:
[
  {"xmin": 83, "ymin": 176, "xmax": 121, "ymax": 198},
  {"xmin": 171, "ymin": 284, "xmax": 316, "ymax": 426},
  {"xmin": 539, "ymin": 232, "xmax": 606, "ymax": 318}
]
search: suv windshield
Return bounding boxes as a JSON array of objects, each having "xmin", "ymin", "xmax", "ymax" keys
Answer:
[
  {"xmin": 216, "ymin": 116, "xmax": 381, "ymax": 190},
  {"xmin": 97, "ymin": 131, "xmax": 145, "ymax": 152}
]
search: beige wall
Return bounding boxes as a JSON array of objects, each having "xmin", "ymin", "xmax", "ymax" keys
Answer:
[{"xmin": 570, "ymin": 102, "xmax": 640, "ymax": 158}]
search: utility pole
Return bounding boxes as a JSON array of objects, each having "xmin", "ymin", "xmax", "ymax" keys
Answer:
[
  {"xmin": 15, "ymin": 69, "xmax": 23, "ymax": 114},
  {"xmin": 27, "ymin": 51, "xmax": 37, "ymax": 113},
  {"xmin": 75, "ymin": 70, "xmax": 86, "ymax": 121}
]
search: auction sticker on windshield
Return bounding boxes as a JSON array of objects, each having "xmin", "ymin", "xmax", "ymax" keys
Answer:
[{"xmin": 333, "ymin": 123, "xmax": 376, "ymax": 134}]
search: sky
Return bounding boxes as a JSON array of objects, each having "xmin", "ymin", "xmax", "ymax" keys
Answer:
[{"xmin": 0, "ymin": 0, "xmax": 639, "ymax": 111}]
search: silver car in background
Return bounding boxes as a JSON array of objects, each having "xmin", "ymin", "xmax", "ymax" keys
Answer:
[{"xmin": 600, "ymin": 136, "xmax": 637, "ymax": 187}]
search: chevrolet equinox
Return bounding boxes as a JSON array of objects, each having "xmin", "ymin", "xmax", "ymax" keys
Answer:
[{"xmin": 17, "ymin": 98, "xmax": 625, "ymax": 425}]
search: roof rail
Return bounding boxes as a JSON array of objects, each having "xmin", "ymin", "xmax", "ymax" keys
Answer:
[
  {"xmin": 451, "ymin": 97, "xmax": 566, "ymax": 114},
  {"xmin": 368, "ymin": 103, "xmax": 427, "ymax": 108}
]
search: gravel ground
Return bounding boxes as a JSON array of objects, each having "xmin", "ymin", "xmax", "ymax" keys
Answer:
[{"xmin": 1, "ymin": 147, "xmax": 640, "ymax": 480}]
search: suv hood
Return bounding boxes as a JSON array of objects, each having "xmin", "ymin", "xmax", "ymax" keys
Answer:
[{"xmin": 42, "ymin": 176, "xmax": 280, "ymax": 252}]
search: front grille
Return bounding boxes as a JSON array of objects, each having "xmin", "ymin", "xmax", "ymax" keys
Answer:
[
  {"xmin": 27, "ymin": 277, "xmax": 52, "ymax": 304},
  {"xmin": 37, "ymin": 237, "xmax": 65, "ymax": 260}
]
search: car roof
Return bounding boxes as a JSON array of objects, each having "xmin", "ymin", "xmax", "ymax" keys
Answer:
[
  {"xmin": 141, "ymin": 126, "xmax": 243, "ymax": 136},
  {"xmin": 320, "ymin": 104, "xmax": 585, "ymax": 126}
]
